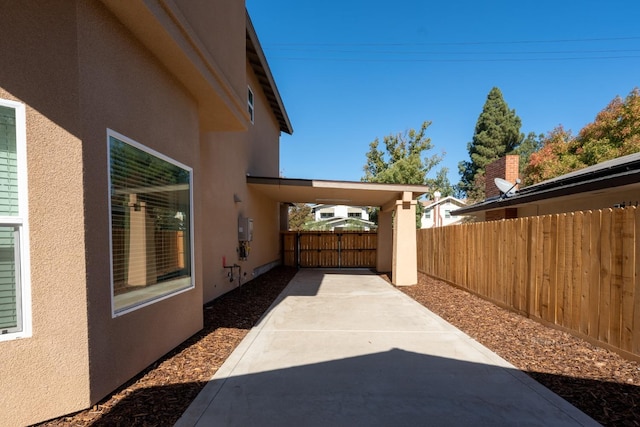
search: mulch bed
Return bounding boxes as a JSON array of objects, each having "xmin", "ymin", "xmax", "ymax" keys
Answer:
[{"xmin": 37, "ymin": 267, "xmax": 640, "ymax": 426}]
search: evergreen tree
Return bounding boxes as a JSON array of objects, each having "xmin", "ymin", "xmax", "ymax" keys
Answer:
[
  {"xmin": 426, "ymin": 167, "xmax": 454, "ymax": 197},
  {"xmin": 458, "ymin": 87, "xmax": 523, "ymax": 201}
]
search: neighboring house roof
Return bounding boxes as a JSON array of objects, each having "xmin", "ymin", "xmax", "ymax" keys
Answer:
[
  {"xmin": 456, "ymin": 152, "xmax": 640, "ymax": 215},
  {"xmin": 309, "ymin": 216, "xmax": 376, "ymax": 230},
  {"xmin": 421, "ymin": 196, "xmax": 467, "ymax": 210},
  {"xmin": 246, "ymin": 12, "xmax": 293, "ymax": 134}
]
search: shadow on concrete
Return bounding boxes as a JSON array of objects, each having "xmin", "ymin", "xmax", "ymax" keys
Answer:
[{"xmin": 93, "ymin": 348, "xmax": 615, "ymax": 427}]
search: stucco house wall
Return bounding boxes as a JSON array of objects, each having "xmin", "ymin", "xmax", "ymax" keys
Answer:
[
  {"xmin": 77, "ymin": 2, "xmax": 204, "ymax": 404},
  {"xmin": 0, "ymin": 1, "xmax": 289, "ymax": 425},
  {"xmin": 199, "ymin": 59, "xmax": 283, "ymax": 303},
  {"xmin": 0, "ymin": 3, "xmax": 92, "ymax": 424}
]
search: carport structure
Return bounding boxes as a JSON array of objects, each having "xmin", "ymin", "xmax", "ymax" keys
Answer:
[{"xmin": 247, "ymin": 176, "xmax": 430, "ymax": 286}]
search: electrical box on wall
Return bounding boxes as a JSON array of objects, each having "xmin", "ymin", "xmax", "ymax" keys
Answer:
[{"xmin": 238, "ymin": 217, "xmax": 253, "ymax": 242}]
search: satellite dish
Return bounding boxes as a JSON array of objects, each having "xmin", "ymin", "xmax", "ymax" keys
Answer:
[{"xmin": 494, "ymin": 177, "xmax": 520, "ymax": 198}]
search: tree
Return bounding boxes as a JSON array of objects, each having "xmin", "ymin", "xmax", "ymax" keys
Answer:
[
  {"xmin": 362, "ymin": 121, "xmax": 444, "ymax": 227},
  {"xmin": 426, "ymin": 167, "xmax": 454, "ymax": 198},
  {"xmin": 458, "ymin": 87, "xmax": 524, "ymax": 201},
  {"xmin": 577, "ymin": 87, "xmax": 640, "ymax": 163},
  {"xmin": 523, "ymin": 88, "xmax": 640, "ymax": 185},
  {"xmin": 523, "ymin": 126, "xmax": 579, "ymax": 185},
  {"xmin": 363, "ymin": 121, "xmax": 442, "ymax": 185},
  {"xmin": 287, "ymin": 203, "xmax": 313, "ymax": 230},
  {"xmin": 514, "ymin": 132, "xmax": 543, "ymax": 177}
]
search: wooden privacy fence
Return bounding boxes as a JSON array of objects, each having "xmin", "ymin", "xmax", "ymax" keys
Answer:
[
  {"xmin": 282, "ymin": 231, "xmax": 377, "ymax": 268},
  {"xmin": 418, "ymin": 206, "xmax": 640, "ymax": 360}
]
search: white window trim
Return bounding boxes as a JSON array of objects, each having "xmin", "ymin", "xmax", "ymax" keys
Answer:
[
  {"xmin": 248, "ymin": 86, "xmax": 255, "ymax": 124},
  {"xmin": 0, "ymin": 99, "xmax": 31, "ymax": 342},
  {"xmin": 106, "ymin": 129, "xmax": 195, "ymax": 318}
]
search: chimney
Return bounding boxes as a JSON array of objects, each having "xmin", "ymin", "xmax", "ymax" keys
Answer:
[{"xmin": 485, "ymin": 155, "xmax": 519, "ymax": 199}]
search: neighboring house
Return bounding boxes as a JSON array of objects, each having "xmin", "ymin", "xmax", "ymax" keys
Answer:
[
  {"xmin": 456, "ymin": 153, "xmax": 640, "ymax": 221},
  {"xmin": 312, "ymin": 204, "xmax": 369, "ymax": 221},
  {"xmin": 420, "ymin": 196, "xmax": 467, "ymax": 228},
  {"xmin": 309, "ymin": 204, "xmax": 374, "ymax": 231},
  {"xmin": 0, "ymin": 3, "xmax": 292, "ymax": 425}
]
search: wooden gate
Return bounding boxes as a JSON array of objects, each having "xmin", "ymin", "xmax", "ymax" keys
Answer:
[{"xmin": 282, "ymin": 231, "xmax": 377, "ymax": 268}]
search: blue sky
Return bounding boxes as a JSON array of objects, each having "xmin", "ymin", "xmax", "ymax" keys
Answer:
[{"xmin": 246, "ymin": 1, "xmax": 640, "ymax": 185}]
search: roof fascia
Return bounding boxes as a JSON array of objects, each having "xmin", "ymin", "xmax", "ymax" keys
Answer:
[
  {"xmin": 456, "ymin": 168, "xmax": 640, "ymax": 215},
  {"xmin": 245, "ymin": 10, "xmax": 293, "ymax": 134}
]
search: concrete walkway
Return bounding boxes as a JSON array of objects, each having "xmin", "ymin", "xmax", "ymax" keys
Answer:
[{"xmin": 175, "ymin": 269, "xmax": 598, "ymax": 427}]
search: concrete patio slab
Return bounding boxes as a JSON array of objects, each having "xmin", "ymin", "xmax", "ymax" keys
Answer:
[{"xmin": 175, "ymin": 269, "xmax": 598, "ymax": 427}]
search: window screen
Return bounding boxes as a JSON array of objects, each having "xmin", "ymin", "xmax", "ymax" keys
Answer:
[
  {"xmin": 0, "ymin": 105, "xmax": 22, "ymax": 334},
  {"xmin": 109, "ymin": 133, "xmax": 193, "ymax": 315}
]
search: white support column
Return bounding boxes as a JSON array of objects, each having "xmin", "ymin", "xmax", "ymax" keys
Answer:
[{"xmin": 392, "ymin": 191, "xmax": 418, "ymax": 286}]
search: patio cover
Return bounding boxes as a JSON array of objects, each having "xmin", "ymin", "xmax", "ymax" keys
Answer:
[
  {"xmin": 247, "ymin": 176, "xmax": 429, "ymax": 208},
  {"xmin": 247, "ymin": 176, "xmax": 431, "ymax": 286}
]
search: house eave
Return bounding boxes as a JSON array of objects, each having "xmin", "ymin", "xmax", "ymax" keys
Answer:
[{"xmin": 246, "ymin": 11, "xmax": 293, "ymax": 135}]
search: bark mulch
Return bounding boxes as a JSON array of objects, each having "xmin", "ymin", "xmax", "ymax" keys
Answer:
[{"xmin": 37, "ymin": 268, "xmax": 640, "ymax": 426}]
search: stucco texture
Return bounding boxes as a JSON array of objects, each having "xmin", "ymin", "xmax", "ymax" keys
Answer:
[
  {"xmin": 75, "ymin": 2, "xmax": 203, "ymax": 404},
  {"xmin": 0, "ymin": 2, "xmax": 91, "ymax": 425}
]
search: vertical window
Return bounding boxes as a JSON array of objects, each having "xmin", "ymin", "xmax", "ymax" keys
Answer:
[
  {"xmin": 425, "ymin": 209, "xmax": 431, "ymax": 219},
  {"xmin": 445, "ymin": 210, "xmax": 451, "ymax": 219},
  {"xmin": 0, "ymin": 100, "xmax": 30, "ymax": 341},
  {"xmin": 108, "ymin": 130, "xmax": 193, "ymax": 316},
  {"xmin": 247, "ymin": 86, "xmax": 254, "ymax": 124}
]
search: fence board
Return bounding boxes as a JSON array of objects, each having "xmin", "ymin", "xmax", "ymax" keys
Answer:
[
  {"xmin": 556, "ymin": 214, "xmax": 567, "ymax": 326},
  {"xmin": 570, "ymin": 213, "xmax": 581, "ymax": 331},
  {"xmin": 610, "ymin": 209, "xmax": 624, "ymax": 348},
  {"xmin": 599, "ymin": 209, "xmax": 613, "ymax": 344},
  {"xmin": 588, "ymin": 210, "xmax": 602, "ymax": 340},
  {"xmin": 622, "ymin": 207, "xmax": 636, "ymax": 352},
  {"xmin": 579, "ymin": 212, "xmax": 591, "ymax": 335},
  {"xmin": 634, "ymin": 207, "xmax": 640, "ymax": 354}
]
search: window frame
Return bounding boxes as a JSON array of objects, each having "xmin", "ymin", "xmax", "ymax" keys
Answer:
[
  {"xmin": 247, "ymin": 86, "xmax": 255, "ymax": 124},
  {"xmin": 0, "ymin": 99, "xmax": 31, "ymax": 342},
  {"xmin": 107, "ymin": 129, "xmax": 195, "ymax": 318}
]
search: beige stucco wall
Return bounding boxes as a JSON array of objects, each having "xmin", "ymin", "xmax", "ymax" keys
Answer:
[
  {"xmin": 76, "ymin": 2, "xmax": 203, "ymax": 403},
  {"xmin": 0, "ymin": 1, "xmax": 287, "ymax": 424},
  {"xmin": 200, "ymin": 61, "xmax": 283, "ymax": 303},
  {"xmin": 247, "ymin": 63, "xmax": 282, "ymax": 176},
  {"xmin": 0, "ymin": 3, "xmax": 91, "ymax": 426},
  {"xmin": 174, "ymin": 0, "xmax": 247, "ymax": 102}
]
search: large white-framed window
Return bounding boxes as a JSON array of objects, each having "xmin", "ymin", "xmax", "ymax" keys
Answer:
[
  {"xmin": 0, "ymin": 99, "xmax": 31, "ymax": 342},
  {"xmin": 247, "ymin": 86, "xmax": 255, "ymax": 124},
  {"xmin": 107, "ymin": 129, "xmax": 194, "ymax": 317}
]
